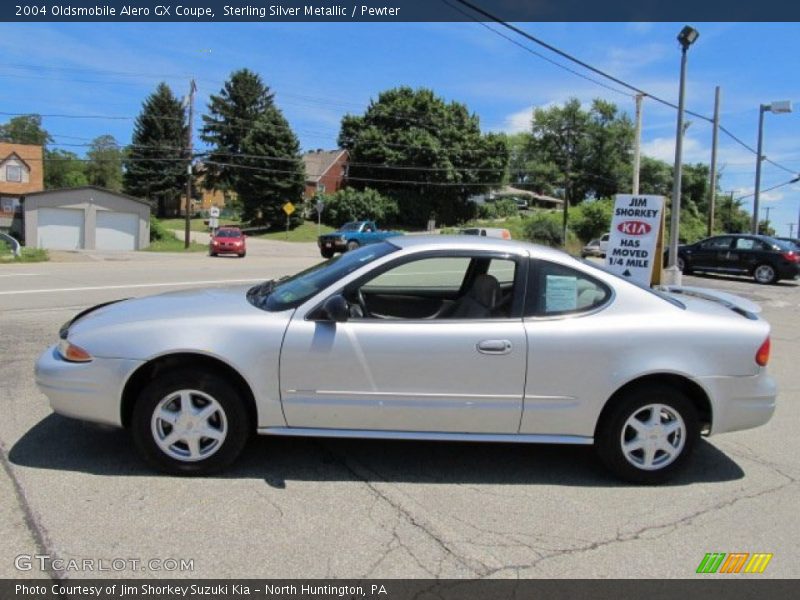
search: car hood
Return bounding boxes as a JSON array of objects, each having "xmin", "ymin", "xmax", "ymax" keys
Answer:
[{"xmin": 67, "ymin": 285, "xmax": 264, "ymax": 336}]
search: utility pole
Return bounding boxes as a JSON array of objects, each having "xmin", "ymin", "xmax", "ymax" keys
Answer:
[
  {"xmin": 632, "ymin": 93, "xmax": 644, "ymax": 194},
  {"xmin": 184, "ymin": 78, "xmax": 196, "ymax": 249},
  {"xmin": 763, "ymin": 206, "xmax": 771, "ymax": 231},
  {"xmin": 707, "ymin": 86, "xmax": 720, "ymax": 236},
  {"xmin": 788, "ymin": 223, "xmax": 794, "ymax": 238},
  {"xmin": 562, "ymin": 126, "xmax": 572, "ymax": 247}
]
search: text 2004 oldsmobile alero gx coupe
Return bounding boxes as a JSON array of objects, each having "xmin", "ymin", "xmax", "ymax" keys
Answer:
[{"xmin": 35, "ymin": 236, "xmax": 776, "ymax": 483}]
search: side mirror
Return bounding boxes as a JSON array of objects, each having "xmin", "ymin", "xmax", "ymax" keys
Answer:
[{"xmin": 320, "ymin": 294, "xmax": 349, "ymax": 322}]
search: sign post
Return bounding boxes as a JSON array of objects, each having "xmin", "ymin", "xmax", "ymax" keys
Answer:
[
  {"xmin": 605, "ymin": 194, "xmax": 665, "ymax": 287},
  {"xmin": 208, "ymin": 205, "xmax": 220, "ymax": 233},
  {"xmin": 282, "ymin": 201, "xmax": 295, "ymax": 240},
  {"xmin": 315, "ymin": 197, "xmax": 324, "ymax": 237}
]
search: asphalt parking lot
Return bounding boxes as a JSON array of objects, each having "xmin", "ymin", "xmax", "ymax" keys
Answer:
[{"xmin": 1, "ymin": 243, "xmax": 798, "ymax": 579}]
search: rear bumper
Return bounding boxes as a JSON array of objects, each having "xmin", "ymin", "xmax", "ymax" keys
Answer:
[
  {"xmin": 699, "ymin": 370, "xmax": 777, "ymax": 435},
  {"xmin": 34, "ymin": 345, "xmax": 143, "ymax": 428},
  {"xmin": 318, "ymin": 239, "xmax": 346, "ymax": 250},
  {"xmin": 776, "ymin": 263, "xmax": 800, "ymax": 279}
]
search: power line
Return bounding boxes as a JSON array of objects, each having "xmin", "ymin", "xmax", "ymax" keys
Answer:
[{"xmin": 446, "ymin": 0, "xmax": 798, "ymax": 176}]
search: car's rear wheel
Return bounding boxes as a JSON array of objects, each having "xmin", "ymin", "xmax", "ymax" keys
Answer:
[
  {"xmin": 209, "ymin": 251, "xmax": 217, "ymax": 257},
  {"xmin": 239, "ymin": 251, "xmax": 246, "ymax": 258},
  {"xmin": 753, "ymin": 263, "xmax": 777, "ymax": 284},
  {"xmin": 131, "ymin": 369, "xmax": 250, "ymax": 475},
  {"xmin": 346, "ymin": 240, "xmax": 360, "ymax": 252},
  {"xmin": 596, "ymin": 384, "xmax": 699, "ymax": 484}
]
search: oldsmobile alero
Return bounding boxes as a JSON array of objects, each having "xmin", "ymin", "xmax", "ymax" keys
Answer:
[{"xmin": 35, "ymin": 236, "xmax": 776, "ymax": 483}]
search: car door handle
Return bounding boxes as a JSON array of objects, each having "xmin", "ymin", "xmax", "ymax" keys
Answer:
[{"xmin": 477, "ymin": 340, "xmax": 512, "ymax": 355}]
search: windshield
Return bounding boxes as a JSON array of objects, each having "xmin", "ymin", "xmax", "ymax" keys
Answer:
[
  {"xmin": 249, "ymin": 242, "xmax": 397, "ymax": 311},
  {"xmin": 579, "ymin": 259, "xmax": 685, "ymax": 309},
  {"xmin": 339, "ymin": 222, "xmax": 361, "ymax": 231},
  {"xmin": 216, "ymin": 230, "xmax": 241, "ymax": 238}
]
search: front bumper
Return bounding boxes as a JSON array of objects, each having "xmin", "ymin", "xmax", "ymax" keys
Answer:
[
  {"xmin": 699, "ymin": 370, "xmax": 777, "ymax": 435},
  {"xmin": 318, "ymin": 238, "xmax": 346, "ymax": 251},
  {"xmin": 34, "ymin": 345, "xmax": 143, "ymax": 428}
]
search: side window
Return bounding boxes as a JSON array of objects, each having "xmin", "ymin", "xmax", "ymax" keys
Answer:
[
  {"xmin": 363, "ymin": 257, "xmax": 471, "ymax": 292},
  {"xmin": 527, "ymin": 261, "xmax": 611, "ymax": 317},
  {"xmin": 735, "ymin": 238, "xmax": 756, "ymax": 250},
  {"xmin": 701, "ymin": 237, "xmax": 733, "ymax": 250},
  {"xmin": 487, "ymin": 258, "xmax": 516, "ymax": 286}
]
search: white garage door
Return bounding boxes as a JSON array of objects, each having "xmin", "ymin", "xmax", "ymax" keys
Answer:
[
  {"xmin": 96, "ymin": 211, "xmax": 139, "ymax": 251},
  {"xmin": 38, "ymin": 208, "xmax": 85, "ymax": 250}
]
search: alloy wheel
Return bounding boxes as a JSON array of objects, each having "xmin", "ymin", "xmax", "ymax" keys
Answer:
[
  {"xmin": 151, "ymin": 389, "xmax": 228, "ymax": 462},
  {"xmin": 620, "ymin": 403, "xmax": 686, "ymax": 471}
]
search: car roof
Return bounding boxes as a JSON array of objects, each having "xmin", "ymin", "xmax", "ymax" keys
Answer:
[{"xmin": 388, "ymin": 234, "xmax": 569, "ymax": 260}]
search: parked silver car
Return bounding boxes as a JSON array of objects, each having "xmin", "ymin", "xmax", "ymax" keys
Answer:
[{"xmin": 35, "ymin": 236, "xmax": 776, "ymax": 483}]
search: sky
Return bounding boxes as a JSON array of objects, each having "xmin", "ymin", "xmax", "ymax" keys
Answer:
[{"xmin": 1, "ymin": 21, "xmax": 799, "ymax": 236}]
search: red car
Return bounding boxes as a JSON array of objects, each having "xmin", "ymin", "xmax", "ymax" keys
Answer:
[{"xmin": 209, "ymin": 227, "xmax": 246, "ymax": 258}]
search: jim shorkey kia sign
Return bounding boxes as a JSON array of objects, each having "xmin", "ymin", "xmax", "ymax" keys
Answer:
[{"xmin": 606, "ymin": 194, "xmax": 665, "ymax": 286}]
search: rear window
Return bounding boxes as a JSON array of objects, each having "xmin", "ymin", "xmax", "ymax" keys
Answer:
[{"xmin": 526, "ymin": 260, "xmax": 611, "ymax": 317}]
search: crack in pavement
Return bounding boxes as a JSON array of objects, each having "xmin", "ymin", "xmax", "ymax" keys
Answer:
[
  {"xmin": 0, "ymin": 438, "xmax": 63, "ymax": 581},
  {"xmin": 481, "ymin": 472, "xmax": 799, "ymax": 578},
  {"xmin": 315, "ymin": 442, "xmax": 484, "ymax": 577}
]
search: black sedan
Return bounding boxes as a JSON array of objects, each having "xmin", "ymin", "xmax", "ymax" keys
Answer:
[{"xmin": 671, "ymin": 234, "xmax": 800, "ymax": 284}]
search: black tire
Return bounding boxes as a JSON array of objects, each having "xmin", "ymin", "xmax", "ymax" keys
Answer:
[
  {"xmin": 346, "ymin": 240, "xmax": 360, "ymax": 252},
  {"xmin": 677, "ymin": 256, "xmax": 692, "ymax": 275},
  {"xmin": 209, "ymin": 252, "xmax": 217, "ymax": 257},
  {"xmin": 753, "ymin": 263, "xmax": 777, "ymax": 285},
  {"xmin": 320, "ymin": 248, "xmax": 334, "ymax": 259},
  {"xmin": 239, "ymin": 251, "xmax": 246, "ymax": 258},
  {"xmin": 595, "ymin": 384, "xmax": 699, "ymax": 484},
  {"xmin": 131, "ymin": 368, "xmax": 251, "ymax": 475}
]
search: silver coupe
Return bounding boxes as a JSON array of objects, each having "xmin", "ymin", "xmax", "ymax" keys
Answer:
[{"xmin": 35, "ymin": 236, "xmax": 777, "ymax": 483}]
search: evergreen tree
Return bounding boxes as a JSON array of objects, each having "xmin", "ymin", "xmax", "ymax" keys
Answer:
[
  {"xmin": 201, "ymin": 69, "xmax": 304, "ymax": 224},
  {"xmin": 123, "ymin": 83, "xmax": 188, "ymax": 217},
  {"xmin": 237, "ymin": 110, "xmax": 305, "ymax": 224},
  {"xmin": 86, "ymin": 134, "xmax": 123, "ymax": 191}
]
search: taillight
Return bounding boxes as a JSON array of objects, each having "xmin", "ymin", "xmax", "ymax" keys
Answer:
[
  {"xmin": 756, "ymin": 337, "xmax": 770, "ymax": 367},
  {"xmin": 782, "ymin": 251, "xmax": 799, "ymax": 263},
  {"xmin": 502, "ymin": 229, "xmax": 511, "ymax": 240},
  {"xmin": 58, "ymin": 339, "xmax": 93, "ymax": 363}
]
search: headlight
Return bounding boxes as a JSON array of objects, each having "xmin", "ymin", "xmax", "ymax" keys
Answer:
[{"xmin": 58, "ymin": 339, "xmax": 93, "ymax": 363}]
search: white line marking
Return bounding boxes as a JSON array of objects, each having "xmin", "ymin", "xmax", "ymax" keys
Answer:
[
  {"xmin": 0, "ymin": 273, "xmax": 42, "ymax": 278},
  {"xmin": 0, "ymin": 278, "xmax": 263, "ymax": 296}
]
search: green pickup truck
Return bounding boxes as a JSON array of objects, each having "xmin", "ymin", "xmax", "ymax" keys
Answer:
[{"xmin": 317, "ymin": 221, "xmax": 403, "ymax": 258}]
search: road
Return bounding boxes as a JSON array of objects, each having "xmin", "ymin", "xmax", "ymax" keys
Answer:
[{"xmin": 1, "ymin": 245, "xmax": 798, "ymax": 579}]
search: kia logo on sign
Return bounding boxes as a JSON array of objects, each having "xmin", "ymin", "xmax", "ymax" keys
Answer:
[{"xmin": 617, "ymin": 221, "xmax": 651, "ymax": 236}]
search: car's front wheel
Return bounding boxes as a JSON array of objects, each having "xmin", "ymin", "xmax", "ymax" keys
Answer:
[
  {"xmin": 131, "ymin": 369, "xmax": 251, "ymax": 475},
  {"xmin": 346, "ymin": 240, "xmax": 360, "ymax": 252},
  {"xmin": 596, "ymin": 385, "xmax": 699, "ymax": 484},
  {"xmin": 753, "ymin": 263, "xmax": 777, "ymax": 284}
]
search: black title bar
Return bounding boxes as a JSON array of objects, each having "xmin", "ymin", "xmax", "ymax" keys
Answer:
[{"xmin": 4, "ymin": 0, "xmax": 800, "ymax": 22}]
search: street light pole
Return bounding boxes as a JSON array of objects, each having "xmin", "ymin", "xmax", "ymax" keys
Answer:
[
  {"xmin": 665, "ymin": 26, "xmax": 699, "ymax": 285},
  {"xmin": 752, "ymin": 100, "xmax": 792, "ymax": 234}
]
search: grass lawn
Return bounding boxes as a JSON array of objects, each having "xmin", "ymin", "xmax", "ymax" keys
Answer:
[
  {"xmin": 0, "ymin": 241, "xmax": 49, "ymax": 263},
  {"xmin": 255, "ymin": 220, "xmax": 334, "ymax": 242},
  {"xmin": 144, "ymin": 238, "xmax": 208, "ymax": 253},
  {"xmin": 157, "ymin": 217, "xmax": 241, "ymax": 233}
]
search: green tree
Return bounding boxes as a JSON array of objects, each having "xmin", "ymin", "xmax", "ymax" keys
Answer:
[
  {"xmin": 44, "ymin": 149, "xmax": 88, "ymax": 188},
  {"xmin": 235, "ymin": 111, "xmax": 305, "ymax": 225},
  {"xmin": 0, "ymin": 114, "xmax": 52, "ymax": 145},
  {"xmin": 527, "ymin": 98, "xmax": 633, "ymax": 204},
  {"xmin": 201, "ymin": 69, "xmax": 304, "ymax": 225},
  {"xmin": 320, "ymin": 187, "xmax": 398, "ymax": 227},
  {"xmin": 123, "ymin": 83, "xmax": 189, "ymax": 217},
  {"xmin": 85, "ymin": 135, "xmax": 123, "ymax": 191},
  {"xmin": 338, "ymin": 87, "xmax": 508, "ymax": 226}
]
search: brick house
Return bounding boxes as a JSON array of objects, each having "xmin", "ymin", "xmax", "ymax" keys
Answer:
[
  {"xmin": 0, "ymin": 143, "xmax": 44, "ymax": 233},
  {"xmin": 302, "ymin": 149, "xmax": 349, "ymax": 200}
]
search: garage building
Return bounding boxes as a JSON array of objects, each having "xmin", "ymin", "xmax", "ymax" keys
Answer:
[{"xmin": 23, "ymin": 186, "xmax": 150, "ymax": 251}]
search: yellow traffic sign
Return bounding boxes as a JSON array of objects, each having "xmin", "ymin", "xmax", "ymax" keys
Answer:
[{"xmin": 282, "ymin": 202, "xmax": 295, "ymax": 216}]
